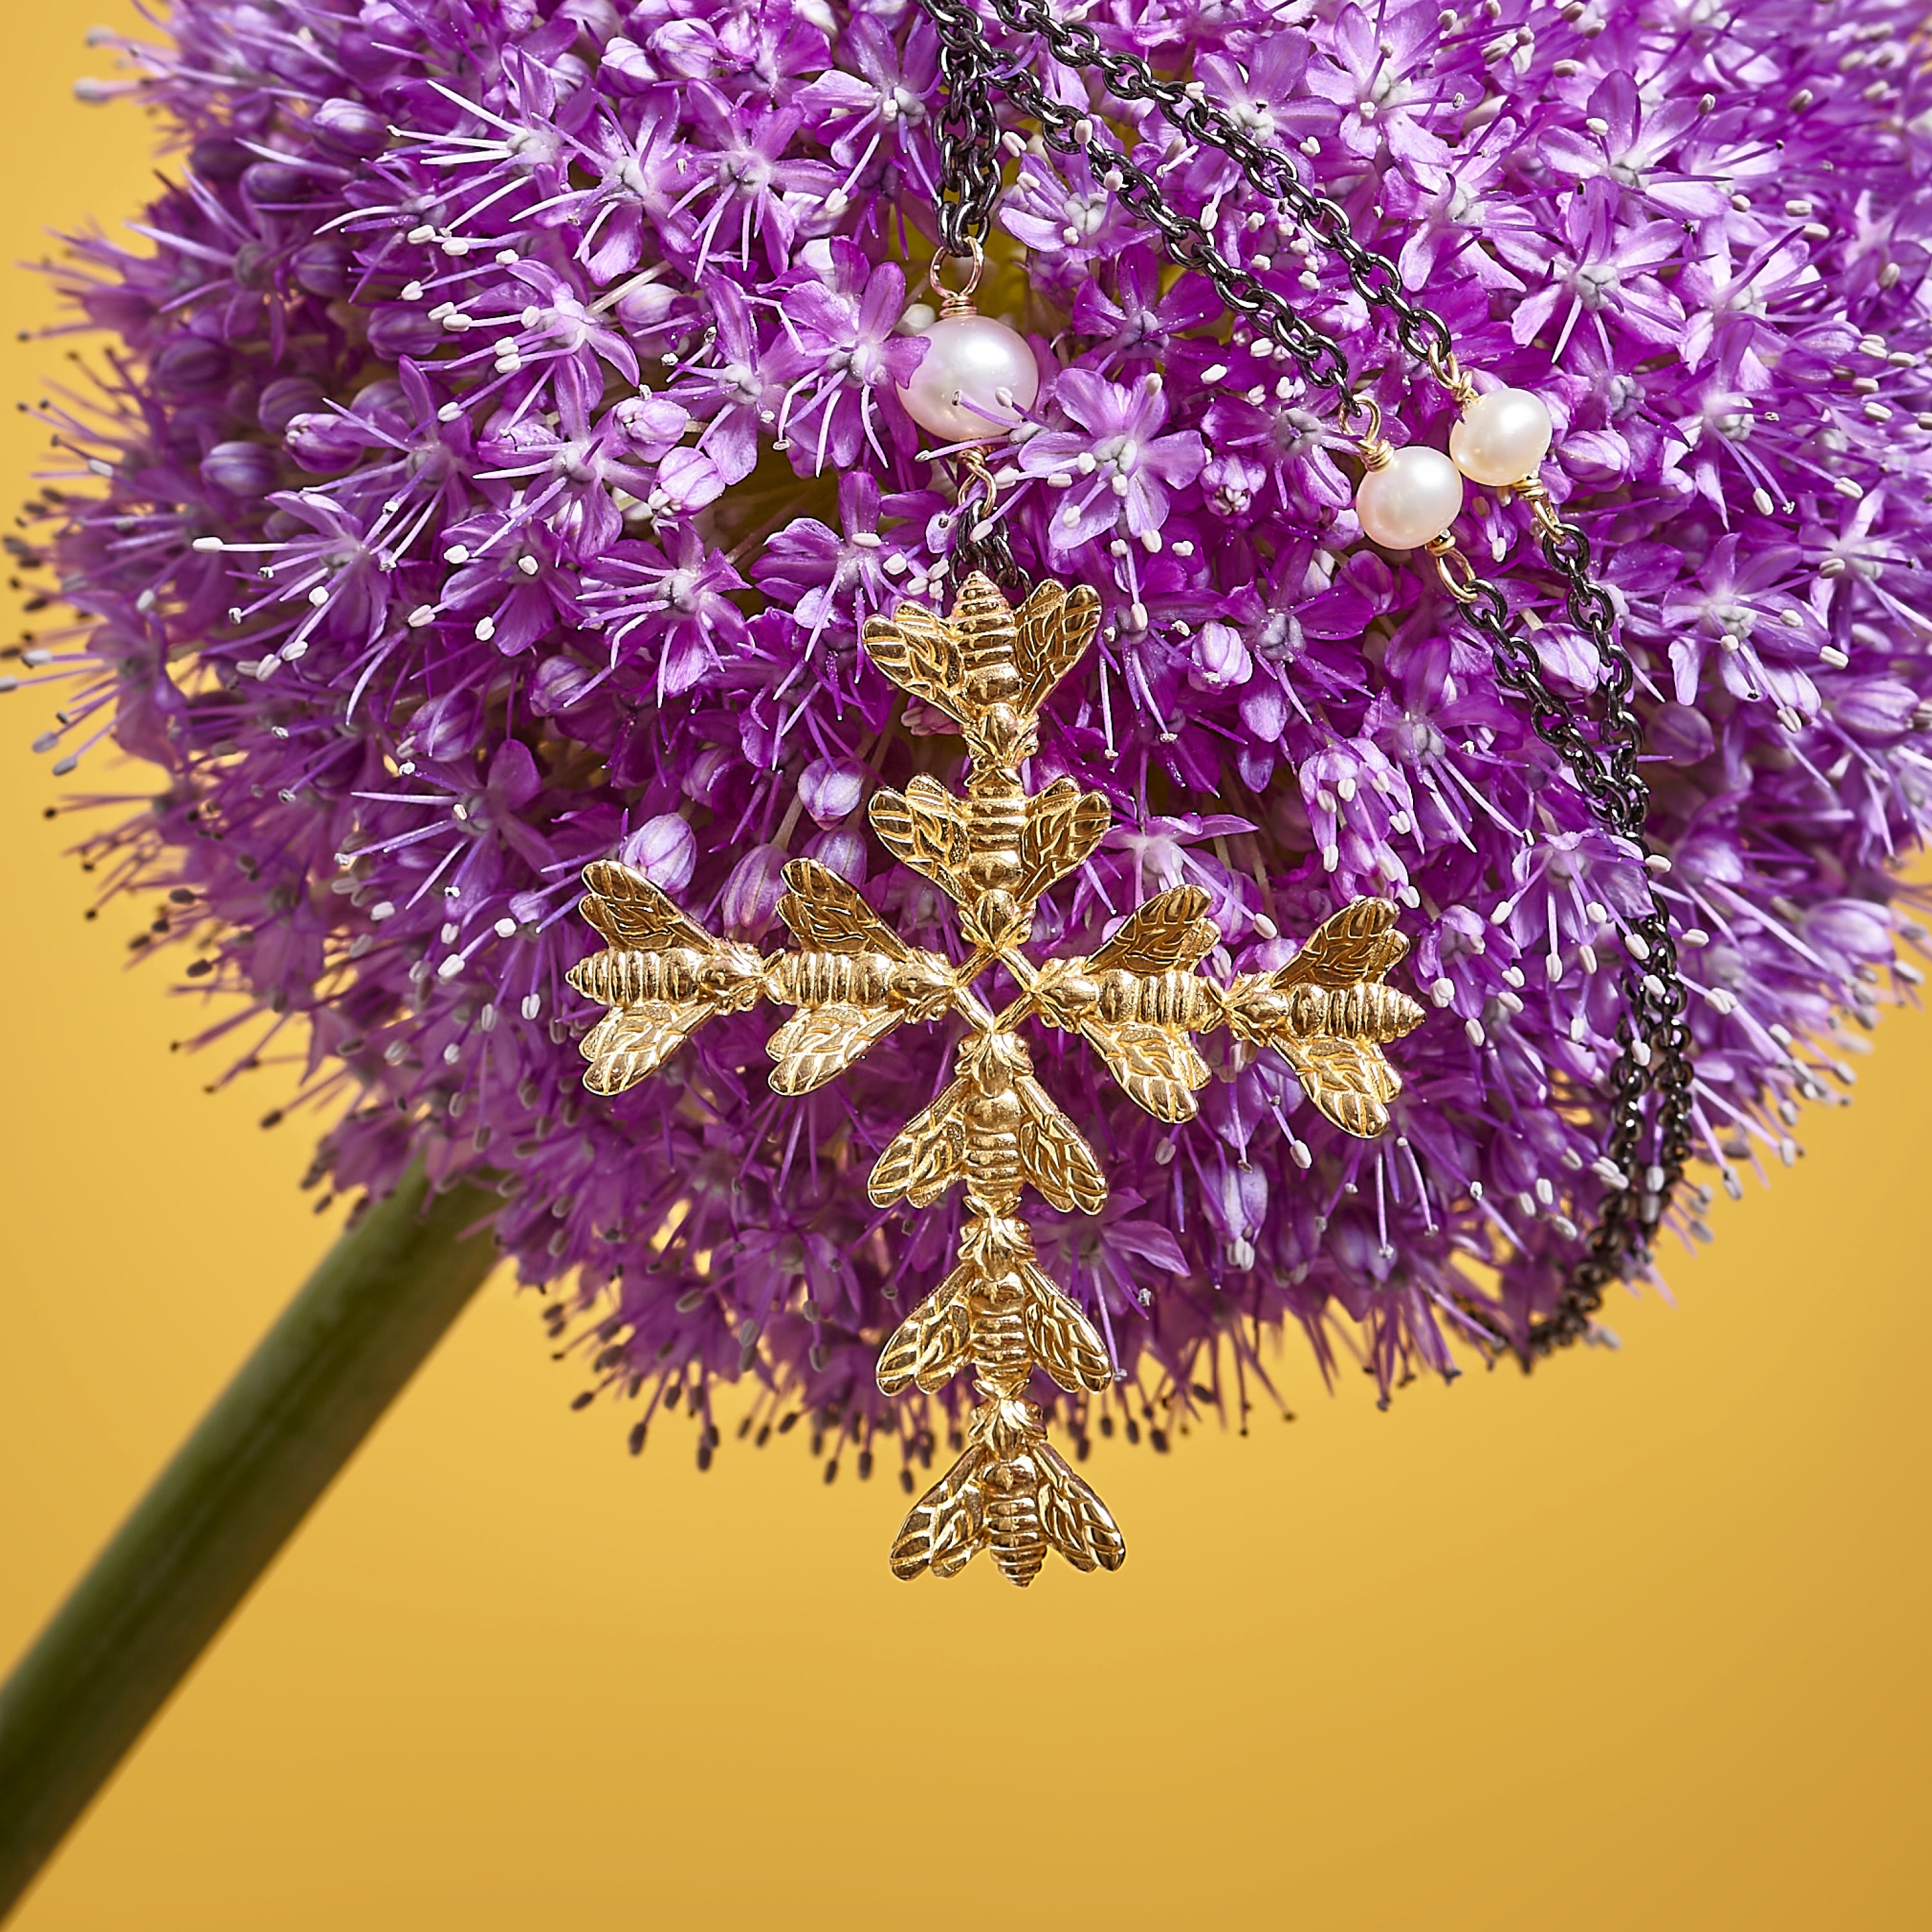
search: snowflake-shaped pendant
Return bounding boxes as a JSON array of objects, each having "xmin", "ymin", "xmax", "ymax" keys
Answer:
[{"xmin": 568, "ymin": 574, "xmax": 1423, "ymax": 1584}]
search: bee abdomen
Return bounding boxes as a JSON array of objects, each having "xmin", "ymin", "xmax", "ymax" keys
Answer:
[
  {"xmin": 964, "ymin": 1139, "xmax": 1022, "ymax": 1213},
  {"xmin": 1096, "ymin": 970, "xmax": 1218, "ymax": 1030},
  {"xmin": 765, "ymin": 950, "xmax": 894, "ymax": 1008},
  {"xmin": 1284, "ymin": 982, "xmax": 1420, "ymax": 1041},
  {"xmin": 969, "ymin": 1294, "xmax": 1033, "ymax": 1398},
  {"xmin": 568, "ymin": 948, "xmax": 698, "ymax": 1007},
  {"xmin": 963, "ymin": 1091, "xmax": 1024, "ymax": 1213},
  {"xmin": 983, "ymin": 1463, "xmax": 1046, "ymax": 1587},
  {"xmin": 963, "ymin": 793, "xmax": 1027, "ymax": 895}
]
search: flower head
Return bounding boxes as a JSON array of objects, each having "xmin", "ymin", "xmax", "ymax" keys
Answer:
[{"xmin": 19, "ymin": 0, "xmax": 1932, "ymax": 1480}]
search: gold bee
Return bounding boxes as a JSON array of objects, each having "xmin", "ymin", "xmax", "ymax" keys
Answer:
[
  {"xmin": 761, "ymin": 858, "xmax": 960, "ymax": 1094},
  {"xmin": 1028, "ymin": 883, "xmax": 1223, "ymax": 1123},
  {"xmin": 1220, "ymin": 899, "xmax": 1425, "ymax": 1137},
  {"xmin": 887, "ymin": 1391, "xmax": 1125, "ymax": 1587},
  {"xmin": 876, "ymin": 1211, "xmax": 1111, "ymax": 1403},
  {"xmin": 867, "ymin": 1028, "xmax": 1105, "ymax": 1217},
  {"xmin": 864, "ymin": 576, "xmax": 1110, "ymax": 949},
  {"xmin": 565, "ymin": 860, "xmax": 766, "ymax": 1095}
]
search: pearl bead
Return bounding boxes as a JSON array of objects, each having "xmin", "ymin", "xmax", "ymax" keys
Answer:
[
  {"xmin": 1354, "ymin": 446, "xmax": 1464, "ymax": 551},
  {"xmin": 897, "ymin": 314, "xmax": 1040, "ymax": 443},
  {"xmin": 1449, "ymin": 386, "xmax": 1553, "ymax": 487}
]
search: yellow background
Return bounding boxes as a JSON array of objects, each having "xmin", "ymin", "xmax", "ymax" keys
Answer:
[{"xmin": 3, "ymin": 8, "xmax": 1929, "ymax": 1927}]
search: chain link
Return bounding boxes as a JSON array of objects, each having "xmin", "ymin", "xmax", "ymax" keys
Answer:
[
  {"xmin": 949, "ymin": 448, "xmax": 1028, "ymax": 593},
  {"xmin": 910, "ymin": 0, "xmax": 1696, "ymax": 1358},
  {"xmin": 928, "ymin": 6, "xmax": 1006, "ymax": 260}
]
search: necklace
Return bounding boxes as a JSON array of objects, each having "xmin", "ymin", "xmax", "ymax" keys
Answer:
[
  {"xmin": 569, "ymin": 5, "xmax": 1696, "ymax": 1581},
  {"xmin": 903, "ymin": 0, "xmax": 1696, "ymax": 1361}
]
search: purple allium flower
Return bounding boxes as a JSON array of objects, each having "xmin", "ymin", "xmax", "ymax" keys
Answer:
[
  {"xmin": 17, "ymin": 0, "xmax": 1932, "ymax": 1483},
  {"xmin": 1018, "ymin": 370, "xmax": 1206, "ymax": 552}
]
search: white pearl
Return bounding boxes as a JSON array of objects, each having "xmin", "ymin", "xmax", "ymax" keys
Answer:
[
  {"xmin": 1354, "ymin": 446, "xmax": 1464, "ymax": 551},
  {"xmin": 1449, "ymin": 386, "xmax": 1554, "ymax": 487},
  {"xmin": 897, "ymin": 314, "xmax": 1040, "ymax": 442}
]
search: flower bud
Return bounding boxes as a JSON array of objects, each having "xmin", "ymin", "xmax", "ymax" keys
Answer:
[
  {"xmin": 620, "ymin": 815, "xmax": 696, "ymax": 894},
  {"xmin": 681, "ymin": 745, "xmax": 734, "ymax": 807},
  {"xmin": 200, "ymin": 440, "xmax": 278, "ymax": 497},
  {"xmin": 613, "ymin": 392, "xmax": 688, "ymax": 449},
  {"xmin": 1803, "ymin": 899, "xmax": 1892, "ymax": 965},
  {"xmin": 653, "ymin": 448, "xmax": 724, "ymax": 514},
  {"xmin": 365, "ymin": 307, "xmax": 445, "ymax": 359},
  {"xmin": 805, "ymin": 827, "xmax": 866, "ymax": 887},
  {"xmin": 1649, "ymin": 702, "xmax": 1715, "ymax": 766},
  {"xmin": 614, "ymin": 279, "xmax": 678, "ymax": 331},
  {"xmin": 293, "ymin": 239, "xmax": 351, "ymax": 299},
  {"xmin": 1189, "ymin": 621, "xmax": 1252, "ymax": 690},
  {"xmin": 720, "ymin": 844, "xmax": 788, "ymax": 938},
  {"xmin": 557, "ymin": 0, "xmax": 621, "ymax": 41},
  {"xmin": 527, "ymin": 655, "xmax": 600, "ymax": 717},
  {"xmin": 1833, "ymin": 677, "xmax": 1917, "ymax": 741},
  {"xmin": 310, "ymin": 97, "xmax": 390, "ymax": 160},
  {"xmin": 187, "ymin": 135, "xmax": 251, "ymax": 182},
  {"xmin": 799, "ymin": 756, "xmax": 866, "ymax": 828},
  {"xmin": 153, "ymin": 334, "xmax": 229, "ymax": 395},
  {"xmin": 409, "ymin": 690, "xmax": 478, "ymax": 762},
  {"xmin": 352, "ymin": 381, "xmax": 406, "ymax": 422},
  {"xmin": 600, "ymin": 35, "xmax": 657, "ymax": 93},
  {"xmin": 258, "ymin": 376, "xmax": 325, "ymax": 436},
  {"xmin": 241, "ymin": 161, "xmax": 319, "ymax": 206},
  {"xmin": 283, "ymin": 412, "xmax": 365, "ymax": 473},
  {"xmin": 1202, "ymin": 1157, "xmax": 1267, "ymax": 1244}
]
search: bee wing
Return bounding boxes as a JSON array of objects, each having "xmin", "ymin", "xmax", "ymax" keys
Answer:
[
  {"xmin": 1079, "ymin": 1018, "xmax": 1212, "ymax": 1124},
  {"xmin": 1015, "ymin": 776, "xmax": 1111, "ymax": 905},
  {"xmin": 1032, "ymin": 1438, "xmax": 1126, "ymax": 1573},
  {"xmin": 1273, "ymin": 898, "xmax": 1410, "ymax": 989},
  {"xmin": 1014, "ymin": 1075, "xmax": 1107, "ymax": 1215},
  {"xmin": 580, "ymin": 999, "xmax": 712, "ymax": 1095},
  {"xmin": 1084, "ymin": 884, "xmax": 1219, "ymax": 974},
  {"xmin": 1012, "ymin": 577, "xmax": 1101, "ymax": 719},
  {"xmin": 775, "ymin": 858, "xmax": 909, "ymax": 959},
  {"xmin": 1273, "ymin": 1034, "xmax": 1403, "ymax": 1138},
  {"xmin": 579, "ymin": 859, "xmax": 715, "ymax": 954},
  {"xmin": 889, "ymin": 1443, "xmax": 989, "ymax": 1581},
  {"xmin": 868, "ymin": 775, "xmax": 970, "ymax": 904},
  {"xmin": 766, "ymin": 1003, "xmax": 904, "ymax": 1095},
  {"xmin": 862, "ymin": 600, "xmax": 971, "ymax": 725},
  {"xmin": 875, "ymin": 1263, "xmax": 973, "ymax": 1396},
  {"xmin": 868, "ymin": 1076, "xmax": 971, "ymax": 1208},
  {"xmin": 1018, "ymin": 1260, "xmax": 1113, "ymax": 1394}
]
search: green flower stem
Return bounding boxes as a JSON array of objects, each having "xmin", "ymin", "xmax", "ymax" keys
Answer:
[{"xmin": 0, "ymin": 1166, "xmax": 498, "ymax": 1919}]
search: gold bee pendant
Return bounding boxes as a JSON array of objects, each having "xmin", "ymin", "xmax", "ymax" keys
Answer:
[{"xmin": 567, "ymin": 573, "xmax": 1424, "ymax": 1585}]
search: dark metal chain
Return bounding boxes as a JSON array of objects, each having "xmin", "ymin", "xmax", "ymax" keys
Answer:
[
  {"xmin": 922, "ymin": 0, "xmax": 1357, "ymax": 399},
  {"xmin": 1450, "ymin": 546, "xmax": 1695, "ymax": 1352},
  {"xmin": 928, "ymin": 6, "xmax": 1005, "ymax": 260},
  {"xmin": 950, "ymin": 451, "xmax": 1028, "ymax": 592},
  {"xmin": 910, "ymin": 0, "xmax": 1696, "ymax": 1357},
  {"xmin": 981, "ymin": 0, "xmax": 1455, "ymax": 371}
]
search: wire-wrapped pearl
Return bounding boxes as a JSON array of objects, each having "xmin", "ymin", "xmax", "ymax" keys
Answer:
[
  {"xmin": 1354, "ymin": 446, "xmax": 1465, "ymax": 551},
  {"xmin": 1449, "ymin": 387, "xmax": 1553, "ymax": 487},
  {"xmin": 897, "ymin": 315, "xmax": 1041, "ymax": 443}
]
